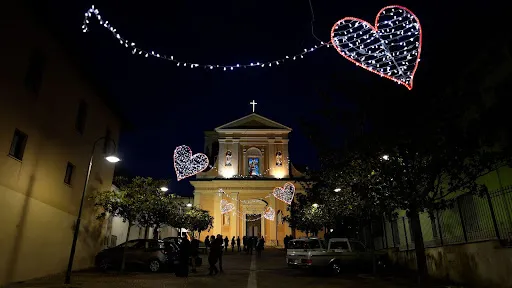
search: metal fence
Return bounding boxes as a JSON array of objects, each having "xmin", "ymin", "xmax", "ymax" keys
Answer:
[{"xmin": 363, "ymin": 186, "xmax": 512, "ymax": 251}]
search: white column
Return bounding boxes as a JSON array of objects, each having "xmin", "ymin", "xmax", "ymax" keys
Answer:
[
  {"xmin": 270, "ymin": 197, "xmax": 277, "ymax": 245},
  {"xmin": 242, "ymin": 212, "xmax": 246, "ymax": 237},
  {"xmin": 214, "ymin": 191, "xmax": 222, "ymax": 235},
  {"xmin": 230, "ymin": 193, "xmax": 238, "ymax": 237},
  {"xmin": 243, "ymin": 148, "xmax": 247, "ymax": 175},
  {"xmin": 233, "ymin": 140, "xmax": 240, "ymax": 176},
  {"xmin": 261, "ymin": 148, "xmax": 265, "ymax": 176},
  {"xmin": 193, "ymin": 191, "xmax": 201, "ymax": 208},
  {"xmin": 261, "ymin": 215, "xmax": 265, "ymax": 238}
]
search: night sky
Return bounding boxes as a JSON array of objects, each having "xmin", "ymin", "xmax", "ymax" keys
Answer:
[{"xmin": 43, "ymin": 0, "xmax": 502, "ymax": 194}]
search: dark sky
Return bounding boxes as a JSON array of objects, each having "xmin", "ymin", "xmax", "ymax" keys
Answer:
[{"xmin": 44, "ymin": 0, "xmax": 502, "ymax": 194}]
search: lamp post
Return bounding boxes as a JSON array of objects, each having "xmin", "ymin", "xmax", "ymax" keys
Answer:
[{"xmin": 64, "ymin": 137, "xmax": 120, "ymax": 284}]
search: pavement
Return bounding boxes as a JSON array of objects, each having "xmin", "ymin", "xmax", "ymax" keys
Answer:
[{"xmin": 5, "ymin": 249, "xmax": 460, "ymax": 288}]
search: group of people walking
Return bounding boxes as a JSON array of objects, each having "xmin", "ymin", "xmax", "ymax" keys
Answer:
[{"xmin": 203, "ymin": 234, "xmax": 266, "ymax": 275}]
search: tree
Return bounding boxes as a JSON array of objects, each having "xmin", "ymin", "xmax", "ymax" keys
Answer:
[
  {"xmin": 166, "ymin": 201, "xmax": 190, "ymax": 236},
  {"xmin": 92, "ymin": 176, "xmax": 169, "ymax": 271},
  {"xmin": 185, "ymin": 206, "xmax": 214, "ymax": 238},
  {"xmin": 92, "ymin": 177, "xmax": 142, "ymax": 271},
  {"xmin": 128, "ymin": 177, "xmax": 172, "ymax": 239},
  {"xmin": 283, "ymin": 193, "xmax": 332, "ymax": 237}
]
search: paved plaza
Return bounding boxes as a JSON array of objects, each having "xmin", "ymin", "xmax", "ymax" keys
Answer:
[{"xmin": 6, "ymin": 249, "xmax": 456, "ymax": 288}]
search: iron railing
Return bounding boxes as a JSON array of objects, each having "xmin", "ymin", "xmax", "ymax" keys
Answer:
[{"xmin": 359, "ymin": 185, "xmax": 512, "ymax": 250}]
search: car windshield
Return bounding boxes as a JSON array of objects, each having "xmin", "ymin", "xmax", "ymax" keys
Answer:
[
  {"xmin": 329, "ymin": 241, "xmax": 349, "ymax": 250},
  {"xmin": 288, "ymin": 239, "xmax": 322, "ymax": 249}
]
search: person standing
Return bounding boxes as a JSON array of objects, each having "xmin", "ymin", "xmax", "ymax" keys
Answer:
[
  {"xmin": 190, "ymin": 236, "xmax": 199, "ymax": 273},
  {"xmin": 256, "ymin": 236, "xmax": 264, "ymax": 257},
  {"xmin": 248, "ymin": 237, "xmax": 254, "ymax": 255},
  {"xmin": 223, "ymin": 236, "xmax": 229, "ymax": 252},
  {"xmin": 204, "ymin": 235, "xmax": 210, "ymax": 254},
  {"xmin": 231, "ymin": 236, "xmax": 236, "ymax": 252},
  {"xmin": 284, "ymin": 235, "xmax": 289, "ymax": 249},
  {"xmin": 176, "ymin": 236, "xmax": 190, "ymax": 277},
  {"xmin": 243, "ymin": 236, "xmax": 247, "ymax": 252},
  {"xmin": 218, "ymin": 235, "xmax": 224, "ymax": 273},
  {"xmin": 208, "ymin": 235, "xmax": 221, "ymax": 275},
  {"xmin": 236, "ymin": 236, "xmax": 241, "ymax": 252}
]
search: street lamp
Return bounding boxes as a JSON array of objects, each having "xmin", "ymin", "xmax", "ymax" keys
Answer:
[
  {"xmin": 160, "ymin": 186, "xmax": 169, "ymax": 192},
  {"xmin": 312, "ymin": 203, "xmax": 319, "ymax": 208},
  {"xmin": 334, "ymin": 188, "xmax": 341, "ymax": 192},
  {"xmin": 381, "ymin": 155, "xmax": 389, "ymax": 161},
  {"xmin": 65, "ymin": 137, "xmax": 120, "ymax": 284}
]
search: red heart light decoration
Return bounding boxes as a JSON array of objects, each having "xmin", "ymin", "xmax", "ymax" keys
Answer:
[
  {"xmin": 174, "ymin": 145, "xmax": 209, "ymax": 181},
  {"xmin": 330, "ymin": 5, "xmax": 422, "ymax": 90}
]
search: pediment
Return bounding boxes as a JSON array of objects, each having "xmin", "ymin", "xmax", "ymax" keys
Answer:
[{"xmin": 215, "ymin": 113, "xmax": 291, "ymax": 132}]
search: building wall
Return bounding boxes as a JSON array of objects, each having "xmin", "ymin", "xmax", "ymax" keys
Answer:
[
  {"xmin": 0, "ymin": 2, "xmax": 120, "ymax": 285},
  {"xmin": 372, "ymin": 167, "xmax": 512, "ymax": 287},
  {"xmin": 192, "ymin": 180, "xmax": 305, "ymax": 246},
  {"xmin": 387, "ymin": 241, "xmax": 512, "ymax": 288}
]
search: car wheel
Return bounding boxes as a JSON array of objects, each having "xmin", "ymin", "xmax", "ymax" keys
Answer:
[
  {"xmin": 330, "ymin": 262, "xmax": 341, "ymax": 275},
  {"xmin": 148, "ymin": 259, "xmax": 161, "ymax": 272}
]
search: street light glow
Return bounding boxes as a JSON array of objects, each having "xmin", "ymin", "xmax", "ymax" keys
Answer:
[
  {"xmin": 105, "ymin": 155, "xmax": 121, "ymax": 163},
  {"xmin": 334, "ymin": 188, "xmax": 341, "ymax": 192},
  {"xmin": 382, "ymin": 155, "xmax": 389, "ymax": 160},
  {"xmin": 160, "ymin": 187, "xmax": 169, "ymax": 192},
  {"xmin": 312, "ymin": 203, "xmax": 319, "ymax": 208},
  {"xmin": 186, "ymin": 203, "xmax": 193, "ymax": 207}
]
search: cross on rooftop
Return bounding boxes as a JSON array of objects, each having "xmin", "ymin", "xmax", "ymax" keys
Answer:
[{"xmin": 250, "ymin": 100, "xmax": 257, "ymax": 113}]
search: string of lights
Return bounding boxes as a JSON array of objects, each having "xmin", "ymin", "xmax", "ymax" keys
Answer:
[
  {"xmin": 219, "ymin": 189, "xmax": 272, "ymax": 203},
  {"xmin": 82, "ymin": 5, "xmax": 329, "ymax": 70},
  {"xmin": 206, "ymin": 156, "xmax": 290, "ymax": 179}
]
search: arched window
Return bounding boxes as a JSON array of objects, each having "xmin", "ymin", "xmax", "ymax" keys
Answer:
[{"xmin": 246, "ymin": 147, "xmax": 263, "ymax": 176}]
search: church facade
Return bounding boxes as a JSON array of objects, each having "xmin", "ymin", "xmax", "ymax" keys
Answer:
[{"xmin": 190, "ymin": 113, "xmax": 308, "ymax": 246}]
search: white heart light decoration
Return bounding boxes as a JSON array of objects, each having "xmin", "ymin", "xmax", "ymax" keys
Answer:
[
  {"xmin": 174, "ymin": 145, "xmax": 209, "ymax": 181},
  {"xmin": 330, "ymin": 5, "xmax": 422, "ymax": 90},
  {"xmin": 273, "ymin": 182, "xmax": 295, "ymax": 205},
  {"xmin": 264, "ymin": 206, "xmax": 275, "ymax": 221},
  {"xmin": 220, "ymin": 199, "xmax": 235, "ymax": 214}
]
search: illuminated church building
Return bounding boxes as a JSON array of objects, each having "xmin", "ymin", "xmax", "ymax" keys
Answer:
[{"xmin": 190, "ymin": 110, "xmax": 316, "ymax": 246}]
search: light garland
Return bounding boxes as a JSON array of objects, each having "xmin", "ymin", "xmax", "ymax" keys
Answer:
[
  {"xmin": 174, "ymin": 145, "xmax": 209, "ymax": 181},
  {"xmin": 330, "ymin": 5, "xmax": 422, "ymax": 90},
  {"xmin": 232, "ymin": 211, "xmax": 264, "ymax": 222},
  {"xmin": 264, "ymin": 206, "xmax": 275, "ymax": 221},
  {"xmin": 206, "ymin": 156, "xmax": 291, "ymax": 179},
  {"xmin": 219, "ymin": 188, "xmax": 272, "ymax": 204},
  {"xmin": 272, "ymin": 182, "xmax": 296, "ymax": 205},
  {"xmin": 82, "ymin": 5, "xmax": 328, "ymax": 71},
  {"xmin": 220, "ymin": 199, "xmax": 235, "ymax": 214}
]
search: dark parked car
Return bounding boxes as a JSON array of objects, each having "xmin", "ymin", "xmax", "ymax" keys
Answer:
[{"xmin": 95, "ymin": 239, "xmax": 179, "ymax": 272}]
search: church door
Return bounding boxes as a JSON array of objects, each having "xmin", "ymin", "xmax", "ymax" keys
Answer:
[{"xmin": 246, "ymin": 214, "xmax": 262, "ymax": 237}]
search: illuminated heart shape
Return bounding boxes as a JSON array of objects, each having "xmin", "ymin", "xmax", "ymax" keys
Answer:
[
  {"xmin": 264, "ymin": 206, "xmax": 275, "ymax": 221},
  {"xmin": 220, "ymin": 199, "xmax": 235, "ymax": 214},
  {"xmin": 330, "ymin": 5, "xmax": 422, "ymax": 90},
  {"xmin": 273, "ymin": 182, "xmax": 295, "ymax": 204},
  {"xmin": 174, "ymin": 145, "xmax": 209, "ymax": 181}
]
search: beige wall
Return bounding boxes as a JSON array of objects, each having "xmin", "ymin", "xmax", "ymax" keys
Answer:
[
  {"xmin": 0, "ymin": 2, "xmax": 120, "ymax": 285},
  {"xmin": 191, "ymin": 180, "xmax": 306, "ymax": 246}
]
